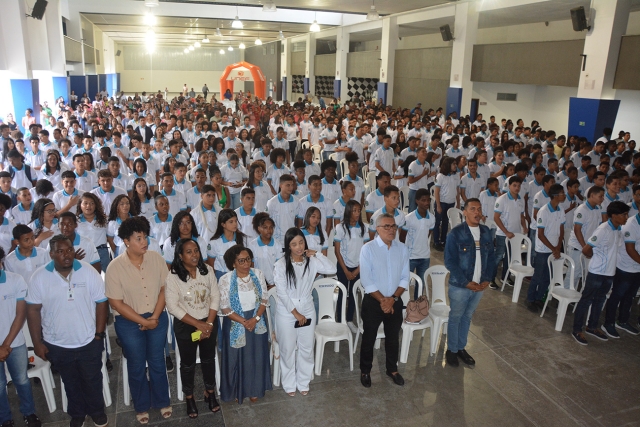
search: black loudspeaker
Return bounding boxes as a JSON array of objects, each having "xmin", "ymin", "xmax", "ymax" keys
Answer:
[
  {"xmin": 440, "ymin": 24, "xmax": 454, "ymax": 42},
  {"xmin": 115, "ymin": 50, "xmax": 121, "ymax": 56},
  {"xmin": 31, "ymin": 0, "xmax": 48, "ymax": 20},
  {"xmin": 570, "ymin": 6, "xmax": 590, "ymax": 31}
]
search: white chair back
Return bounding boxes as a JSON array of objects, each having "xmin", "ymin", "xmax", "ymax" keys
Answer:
[
  {"xmin": 353, "ymin": 280, "xmax": 365, "ymax": 330},
  {"xmin": 329, "ymin": 152, "xmax": 339, "ymax": 162},
  {"xmin": 429, "ymin": 186, "xmax": 436, "ymax": 214},
  {"xmin": 548, "ymin": 253, "xmax": 575, "ymax": 290},
  {"xmin": 311, "ymin": 145, "xmax": 322, "ymax": 163},
  {"xmin": 301, "ymin": 141, "xmax": 310, "ymax": 151},
  {"xmin": 447, "ymin": 207, "xmax": 463, "ymax": 228},
  {"xmin": 408, "ymin": 272, "xmax": 424, "ymax": 303},
  {"xmin": 400, "ymin": 185, "xmax": 410, "ymax": 213},
  {"xmin": 313, "ymin": 278, "xmax": 348, "ymax": 325},
  {"xmin": 362, "ymin": 165, "xmax": 369, "ymax": 184},
  {"xmin": 265, "ymin": 287, "xmax": 278, "ymax": 338},
  {"xmin": 366, "ymin": 171, "xmax": 377, "ymax": 196},
  {"xmin": 326, "ymin": 228, "xmax": 337, "ymax": 266},
  {"xmin": 424, "ymin": 265, "xmax": 449, "ymax": 307},
  {"xmin": 579, "ymin": 253, "xmax": 590, "ymax": 292},
  {"xmin": 340, "ymin": 158, "xmax": 348, "ymax": 178},
  {"xmin": 506, "ymin": 233, "xmax": 532, "ymax": 268},
  {"xmin": 483, "ymin": 218, "xmax": 496, "ymax": 230}
]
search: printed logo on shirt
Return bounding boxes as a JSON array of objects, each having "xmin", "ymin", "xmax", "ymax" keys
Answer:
[
  {"xmin": 365, "ymin": 201, "xmax": 369, "ymax": 206},
  {"xmin": 625, "ymin": 231, "xmax": 631, "ymax": 238},
  {"xmin": 495, "ymin": 203, "xmax": 499, "ymax": 208},
  {"xmin": 333, "ymin": 209, "xmax": 337, "ymax": 215},
  {"xmin": 207, "ymin": 244, "xmax": 211, "ymax": 251},
  {"xmin": 576, "ymin": 213, "xmax": 582, "ymax": 219},
  {"xmin": 534, "ymin": 199, "xmax": 538, "ymax": 204},
  {"xmin": 538, "ymin": 218, "xmax": 543, "ymax": 224},
  {"xmin": 591, "ymin": 236, "xmax": 597, "ymax": 242}
]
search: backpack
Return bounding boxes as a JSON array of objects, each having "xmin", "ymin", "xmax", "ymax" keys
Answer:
[{"xmin": 9, "ymin": 164, "xmax": 34, "ymax": 183}]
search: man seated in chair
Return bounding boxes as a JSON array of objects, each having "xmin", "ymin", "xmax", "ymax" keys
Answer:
[{"xmin": 444, "ymin": 199, "xmax": 494, "ymax": 367}]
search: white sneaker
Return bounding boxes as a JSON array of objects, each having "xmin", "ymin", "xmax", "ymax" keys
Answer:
[{"xmin": 347, "ymin": 321, "xmax": 358, "ymax": 334}]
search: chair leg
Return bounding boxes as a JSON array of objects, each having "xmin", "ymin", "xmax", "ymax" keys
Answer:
[
  {"xmin": 555, "ymin": 301, "xmax": 569, "ymax": 332},
  {"xmin": 273, "ymin": 345, "xmax": 281, "ymax": 387},
  {"xmin": 399, "ymin": 327, "xmax": 410, "ymax": 363},
  {"xmin": 540, "ymin": 297, "xmax": 550, "ymax": 318},
  {"xmin": 40, "ymin": 371, "xmax": 56, "ymax": 413},
  {"xmin": 314, "ymin": 338, "xmax": 325, "ymax": 376},
  {"xmin": 102, "ymin": 366, "xmax": 112, "ymax": 407},
  {"xmin": 176, "ymin": 349, "xmax": 183, "ymax": 401},
  {"xmin": 374, "ymin": 338, "xmax": 380, "ymax": 349},
  {"xmin": 215, "ymin": 348, "xmax": 221, "ymax": 395},
  {"xmin": 348, "ymin": 337, "xmax": 354, "ymax": 371},
  {"xmin": 353, "ymin": 331, "xmax": 360, "ymax": 354},
  {"xmin": 334, "ymin": 342, "xmax": 340, "ymax": 353},
  {"xmin": 122, "ymin": 357, "xmax": 130, "ymax": 406},
  {"xmin": 431, "ymin": 319, "xmax": 442, "ymax": 356},
  {"xmin": 60, "ymin": 378, "xmax": 67, "ymax": 413},
  {"xmin": 511, "ymin": 275, "xmax": 524, "ymax": 303}
]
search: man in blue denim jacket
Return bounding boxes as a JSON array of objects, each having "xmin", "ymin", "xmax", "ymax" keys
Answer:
[{"xmin": 444, "ymin": 198, "xmax": 494, "ymax": 367}]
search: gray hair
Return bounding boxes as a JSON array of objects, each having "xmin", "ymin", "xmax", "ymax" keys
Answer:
[{"xmin": 375, "ymin": 212, "xmax": 395, "ymax": 227}]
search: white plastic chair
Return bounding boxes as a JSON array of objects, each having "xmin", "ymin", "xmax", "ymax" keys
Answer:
[
  {"xmin": 10, "ymin": 322, "xmax": 57, "ymax": 413},
  {"xmin": 400, "ymin": 185, "xmax": 410, "ymax": 213},
  {"xmin": 447, "ymin": 207, "xmax": 463, "ymax": 229},
  {"xmin": 62, "ymin": 350, "xmax": 112, "ymax": 411},
  {"xmin": 170, "ymin": 315, "xmax": 221, "ymax": 400},
  {"xmin": 399, "ymin": 273, "xmax": 434, "ymax": 363},
  {"xmin": 540, "ymin": 254, "xmax": 582, "ymax": 331},
  {"xmin": 365, "ymin": 170, "xmax": 377, "ymax": 197},
  {"xmin": 301, "ymin": 141, "xmax": 310, "ymax": 151},
  {"xmin": 352, "ymin": 280, "xmax": 385, "ymax": 353},
  {"xmin": 312, "ymin": 278, "xmax": 354, "ymax": 376},
  {"xmin": 429, "ymin": 186, "xmax": 436, "ymax": 214},
  {"xmin": 311, "ymin": 145, "xmax": 322, "ymax": 164},
  {"xmin": 339, "ymin": 158, "xmax": 348, "ymax": 178},
  {"xmin": 501, "ymin": 233, "xmax": 535, "ymax": 303},
  {"xmin": 265, "ymin": 287, "xmax": 281, "ymax": 387},
  {"xmin": 325, "ymin": 228, "xmax": 337, "ymax": 276},
  {"xmin": 425, "ymin": 266, "xmax": 450, "ymax": 356}
]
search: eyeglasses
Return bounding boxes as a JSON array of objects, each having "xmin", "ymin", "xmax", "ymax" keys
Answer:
[
  {"xmin": 179, "ymin": 221, "xmax": 193, "ymax": 226},
  {"xmin": 376, "ymin": 224, "xmax": 398, "ymax": 231},
  {"xmin": 236, "ymin": 256, "xmax": 252, "ymax": 265},
  {"xmin": 44, "ymin": 209, "xmax": 56, "ymax": 214}
]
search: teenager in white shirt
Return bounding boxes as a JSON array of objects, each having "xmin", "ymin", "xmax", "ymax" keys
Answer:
[{"xmin": 433, "ymin": 158, "xmax": 460, "ymax": 250}]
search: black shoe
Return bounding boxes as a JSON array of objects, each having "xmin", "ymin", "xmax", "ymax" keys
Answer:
[
  {"xmin": 105, "ymin": 358, "xmax": 113, "ymax": 373},
  {"xmin": 165, "ymin": 356, "xmax": 174, "ymax": 373},
  {"xmin": 526, "ymin": 301, "xmax": 539, "ymax": 313},
  {"xmin": 360, "ymin": 373, "xmax": 372, "ymax": 388},
  {"xmin": 489, "ymin": 282, "xmax": 499, "ymax": 290},
  {"xmin": 433, "ymin": 244, "xmax": 444, "ymax": 252},
  {"xmin": 69, "ymin": 417, "xmax": 85, "ymax": 427},
  {"xmin": 91, "ymin": 413, "xmax": 108, "ymax": 427},
  {"xmin": 186, "ymin": 396, "xmax": 199, "ymax": 418},
  {"xmin": 23, "ymin": 414, "xmax": 41, "ymax": 427},
  {"xmin": 457, "ymin": 349, "xmax": 475, "ymax": 366},
  {"xmin": 386, "ymin": 371, "xmax": 404, "ymax": 386},
  {"xmin": 585, "ymin": 327, "xmax": 608, "ymax": 341},
  {"xmin": 203, "ymin": 391, "xmax": 220, "ymax": 413},
  {"xmin": 1, "ymin": 420, "xmax": 14, "ymax": 427},
  {"xmin": 445, "ymin": 350, "xmax": 459, "ymax": 367}
]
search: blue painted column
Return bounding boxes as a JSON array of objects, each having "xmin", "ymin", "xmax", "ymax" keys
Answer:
[
  {"xmin": 106, "ymin": 74, "xmax": 114, "ymax": 98},
  {"xmin": 333, "ymin": 80, "xmax": 341, "ymax": 99},
  {"xmin": 98, "ymin": 74, "xmax": 107, "ymax": 94},
  {"xmin": 87, "ymin": 75, "xmax": 98, "ymax": 99},
  {"xmin": 568, "ymin": 98, "xmax": 620, "ymax": 144},
  {"xmin": 376, "ymin": 82, "xmax": 387, "ymax": 105},
  {"xmin": 281, "ymin": 77, "xmax": 287, "ymax": 102},
  {"xmin": 69, "ymin": 75, "xmax": 87, "ymax": 99},
  {"xmin": 10, "ymin": 79, "xmax": 40, "ymax": 132},
  {"xmin": 116, "ymin": 73, "xmax": 121, "ymax": 94},
  {"xmin": 446, "ymin": 87, "xmax": 463, "ymax": 118},
  {"xmin": 52, "ymin": 77, "xmax": 69, "ymax": 104},
  {"xmin": 303, "ymin": 78, "xmax": 310, "ymax": 96}
]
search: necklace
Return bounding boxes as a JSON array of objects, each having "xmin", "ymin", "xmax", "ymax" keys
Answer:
[
  {"xmin": 292, "ymin": 257, "xmax": 305, "ymax": 266},
  {"xmin": 238, "ymin": 274, "xmax": 251, "ymax": 283}
]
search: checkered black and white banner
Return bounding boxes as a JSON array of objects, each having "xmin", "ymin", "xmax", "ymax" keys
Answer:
[
  {"xmin": 347, "ymin": 77, "xmax": 379, "ymax": 100},
  {"xmin": 292, "ymin": 75, "xmax": 305, "ymax": 94},
  {"xmin": 315, "ymin": 76, "xmax": 334, "ymax": 98}
]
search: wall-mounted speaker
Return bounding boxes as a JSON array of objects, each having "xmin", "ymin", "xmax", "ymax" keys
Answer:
[
  {"xmin": 570, "ymin": 6, "xmax": 590, "ymax": 31},
  {"xmin": 440, "ymin": 24, "xmax": 454, "ymax": 42},
  {"xmin": 31, "ymin": 0, "xmax": 48, "ymax": 20},
  {"xmin": 116, "ymin": 50, "xmax": 121, "ymax": 57}
]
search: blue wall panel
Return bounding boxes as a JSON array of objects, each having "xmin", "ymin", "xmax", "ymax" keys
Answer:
[
  {"xmin": 568, "ymin": 97, "xmax": 620, "ymax": 144},
  {"xmin": 106, "ymin": 74, "xmax": 114, "ymax": 98},
  {"xmin": 10, "ymin": 79, "xmax": 40, "ymax": 132},
  {"xmin": 98, "ymin": 74, "xmax": 107, "ymax": 93},
  {"xmin": 333, "ymin": 80, "xmax": 341, "ymax": 100},
  {"xmin": 446, "ymin": 87, "xmax": 463, "ymax": 118},
  {"xmin": 69, "ymin": 75, "xmax": 87, "ymax": 98},
  {"xmin": 52, "ymin": 77, "xmax": 69, "ymax": 104},
  {"xmin": 87, "ymin": 75, "xmax": 98, "ymax": 99},
  {"xmin": 377, "ymin": 82, "xmax": 387, "ymax": 105}
]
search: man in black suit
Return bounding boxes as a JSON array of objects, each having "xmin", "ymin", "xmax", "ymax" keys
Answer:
[{"xmin": 137, "ymin": 116, "xmax": 153, "ymax": 144}]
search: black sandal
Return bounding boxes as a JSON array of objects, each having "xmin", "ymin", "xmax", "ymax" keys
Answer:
[
  {"xmin": 204, "ymin": 391, "xmax": 221, "ymax": 413},
  {"xmin": 186, "ymin": 396, "xmax": 198, "ymax": 418}
]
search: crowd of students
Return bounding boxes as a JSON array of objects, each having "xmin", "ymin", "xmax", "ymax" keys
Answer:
[{"xmin": 0, "ymin": 89, "xmax": 639, "ymax": 426}]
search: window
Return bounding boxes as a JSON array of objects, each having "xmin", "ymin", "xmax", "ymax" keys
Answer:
[{"xmin": 497, "ymin": 93, "xmax": 517, "ymax": 101}]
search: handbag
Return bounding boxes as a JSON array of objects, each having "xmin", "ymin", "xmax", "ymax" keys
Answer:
[{"xmin": 405, "ymin": 295, "xmax": 430, "ymax": 323}]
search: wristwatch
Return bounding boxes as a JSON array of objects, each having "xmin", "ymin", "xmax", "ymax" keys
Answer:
[
  {"xmin": 95, "ymin": 332, "xmax": 106, "ymax": 339},
  {"xmin": 255, "ymin": 315, "xmax": 261, "ymax": 322},
  {"xmin": 393, "ymin": 296, "xmax": 399, "ymax": 302}
]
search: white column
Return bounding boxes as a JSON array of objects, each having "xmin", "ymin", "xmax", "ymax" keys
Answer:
[
  {"xmin": 305, "ymin": 33, "xmax": 316, "ymax": 98},
  {"xmin": 335, "ymin": 27, "xmax": 349, "ymax": 101},
  {"xmin": 577, "ymin": 0, "xmax": 630, "ymax": 99},
  {"xmin": 281, "ymin": 38, "xmax": 292, "ymax": 101},
  {"xmin": 379, "ymin": 16, "xmax": 398, "ymax": 104},
  {"xmin": 449, "ymin": 1, "xmax": 478, "ymax": 116},
  {"xmin": 0, "ymin": 0, "xmax": 33, "ymax": 78}
]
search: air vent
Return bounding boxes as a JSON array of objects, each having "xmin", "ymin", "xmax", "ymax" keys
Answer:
[{"xmin": 497, "ymin": 93, "xmax": 517, "ymax": 101}]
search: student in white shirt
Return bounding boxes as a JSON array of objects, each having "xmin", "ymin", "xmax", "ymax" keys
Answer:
[
  {"xmin": 235, "ymin": 188, "xmax": 258, "ymax": 239},
  {"xmin": 220, "ymin": 154, "xmax": 248, "ymax": 210},
  {"xmin": 628, "ymin": 185, "xmax": 640, "ymax": 217},
  {"xmin": 531, "ymin": 174, "xmax": 556, "ymax": 262},
  {"xmin": 266, "ymin": 148, "xmax": 290, "ymax": 196},
  {"xmin": 4, "ymin": 224, "xmax": 50, "ymax": 283},
  {"xmin": 296, "ymin": 175, "xmax": 333, "ymax": 235},
  {"xmin": 10, "ymin": 187, "xmax": 33, "ymax": 224},
  {"xmin": 245, "ymin": 163, "xmax": 272, "ymax": 213},
  {"xmin": 433, "ymin": 158, "xmax": 460, "ymax": 250},
  {"xmin": 526, "ymin": 184, "xmax": 565, "ymax": 312},
  {"xmin": 459, "ymin": 158, "xmax": 484, "ymax": 207},
  {"xmin": 573, "ymin": 201, "xmax": 630, "ymax": 345},
  {"xmin": 27, "ymin": 198, "xmax": 56, "ymax": 249},
  {"xmin": 334, "ymin": 200, "xmax": 369, "ymax": 328},
  {"xmin": 76, "ymin": 192, "xmax": 110, "ymax": 271},
  {"xmin": 400, "ymin": 189, "xmax": 435, "ymax": 299},
  {"xmin": 341, "ymin": 152, "xmax": 365, "ymax": 205},
  {"xmin": 207, "ymin": 209, "xmax": 248, "ymax": 280},
  {"xmin": 365, "ymin": 171, "xmax": 391, "ymax": 222},
  {"xmin": 265, "ymin": 175, "xmax": 299, "ymax": 243},
  {"xmin": 369, "ymin": 185, "xmax": 406, "ymax": 242},
  {"xmin": 161, "ymin": 211, "xmax": 210, "ymax": 267},
  {"xmin": 247, "ymin": 213, "xmax": 282, "ymax": 287},
  {"xmin": 53, "ymin": 171, "xmax": 85, "ymax": 215},
  {"xmin": 159, "ymin": 172, "xmax": 187, "ymax": 217},
  {"xmin": 90, "ymin": 170, "xmax": 127, "ymax": 214}
]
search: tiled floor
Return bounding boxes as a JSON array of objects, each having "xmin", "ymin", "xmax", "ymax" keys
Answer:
[{"xmin": 6, "ymin": 248, "xmax": 640, "ymax": 426}]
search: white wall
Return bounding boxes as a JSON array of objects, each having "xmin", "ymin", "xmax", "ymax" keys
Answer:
[
  {"xmin": 614, "ymin": 90, "xmax": 640, "ymax": 138},
  {"xmin": 119, "ymin": 69, "xmax": 245, "ymax": 96},
  {"xmin": 472, "ymin": 82, "xmax": 578, "ymax": 134},
  {"xmin": 0, "ymin": 71, "xmax": 13, "ymax": 121}
]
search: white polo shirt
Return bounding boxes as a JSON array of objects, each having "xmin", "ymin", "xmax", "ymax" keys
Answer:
[
  {"xmin": 150, "ymin": 213, "xmax": 173, "ymax": 245},
  {"xmin": 587, "ymin": 220, "xmax": 621, "ymax": 276},
  {"xmin": 53, "ymin": 188, "xmax": 85, "ymax": 215},
  {"xmin": 112, "ymin": 173, "xmax": 133, "ymax": 193},
  {"xmin": 535, "ymin": 202, "xmax": 565, "ymax": 253},
  {"xmin": 494, "ymin": 192, "xmax": 525, "ymax": 237},
  {"xmin": 74, "ymin": 170, "xmax": 98, "ymax": 192},
  {"xmin": 460, "ymin": 173, "xmax": 484, "ymax": 200},
  {"xmin": 628, "ymin": 200, "xmax": 639, "ymax": 218},
  {"xmin": 340, "ymin": 175, "xmax": 365, "ymax": 203},
  {"xmin": 618, "ymin": 214, "xmax": 640, "ymax": 273},
  {"xmin": 374, "ymin": 146, "xmax": 395, "ymax": 175},
  {"xmin": 334, "ymin": 223, "xmax": 370, "ymax": 268},
  {"xmin": 301, "ymin": 227, "xmax": 329, "ymax": 253},
  {"xmin": 10, "ymin": 202, "xmax": 33, "ymax": 225},
  {"xmin": 248, "ymin": 237, "xmax": 283, "ymax": 285},
  {"xmin": 321, "ymin": 178, "xmax": 341, "ymax": 206},
  {"xmin": 208, "ymin": 233, "xmax": 246, "ymax": 273},
  {"xmin": 191, "ymin": 202, "xmax": 218, "ymax": 243},
  {"xmin": 434, "ymin": 173, "xmax": 458, "ymax": 204},
  {"xmin": 163, "ymin": 236, "xmax": 209, "ymax": 265},
  {"xmin": 408, "ymin": 160, "xmax": 430, "ymax": 191},
  {"xmin": 401, "ymin": 210, "xmax": 435, "ymax": 260},
  {"xmin": 77, "ymin": 215, "xmax": 107, "ymax": 247},
  {"xmin": 369, "ymin": 206, "xmax": 406, "ymax": 241},
  {"xmin": 267, "ymin": 164, "xmax": 290, "ymax": 193},
  {"xmin": 90, "ymin": 185, "xmax": 127, "ymax": 214},
  {"xmin": 4, "ymin": 247, "xmax": 51, "ymax": 283},
  {"xmin": 0, "ymin": 270, "xmax": 28, "ymax": 348},
  {"xmin": 160, "ymin": 188, "xmax": 187, "ymax": 217},
  {"xmin": 26, "ymin": 260, "xmax": 107, "ymax": 348},
  {"xmin": 600, "ymin": 191, "xmax": 620, "ymax": 214},
  {"xmin": 532, "ymin": 189, "xmax": 551, "ymax": 230},
  {"xmin": 266, "ymin": 193, "xmax": 299, "ymax": 242},
  {"xmin": 220, "ymin": 163, "xmax": 249, "ymax": 195},
  {"xmin": 235, "ymin": 207, "xmax": 258, "ymax": 239},
  {"xmin": 297, "ymin": 194, "xmax": 333, "ymax": 223},
  {"xmin": 568, "ymin": 201, "xmax": 602, "ymax": 251},
  {"xmin": 47, "ymin": 233, "xmax": 100, "ymax": 266}
]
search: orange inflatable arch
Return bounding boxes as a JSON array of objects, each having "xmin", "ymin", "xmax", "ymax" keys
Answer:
[{"xmin": 219, "ymin": 61, "xmax": 266, "ymax": 100}]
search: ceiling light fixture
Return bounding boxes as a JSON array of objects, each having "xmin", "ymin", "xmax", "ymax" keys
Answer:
[
  {"xmin": 216, "ymin": 28, "xmax": 222, "ymax": 37},
  {"xmin": 239, "ymin": 41, "xmax": 246, "ymax": 49},
  {"xmin": 144, "ymin": 0, "xmax": 159, "ymax": 7},
  {"xmin": 184, "ymin": 48, "xmax": 189, "ymax": 53},
  {"xmin": 310, "ymin": 13, "xmax": 320, "ymax": 32},
  {"xmin": 366, "ymin": 0, "xmax": 379, "ymax": 20},
  {"xmin": 194, "ymin": 41, "xmax": 201, "ymax": 48},
  {"xmin": 219, "ymin": 48, "xmax": 225, "ymax": 54},
  {"xmin": 202, "ymin": 35, "xmax": 209, "ymax": 43},
  {"xmin": 255, "ymin": 38, "xmax": 262, "ymax": 45},
  {"xmin": 228, "ymin": 46, "xmax": 234, "ymax": 51},
  {"xmin": 232, "ymin": 7, "xmax": 243, "ymax": 29},
  {"xmin": 189, "ymin": 45, "xmax": 194, "ymax": 51},
  {"xmin": 146, "ymin": 29, "xmax": 156, "ymax": 53},
  {"xmin": 144, "ymin": 13, "xmax": 157, "ymax": 26},
  {"xmin": 262, "ymin": 1, "xmax": 277, "ymax": 12},
  {"xmin": 279, "ymin": 30, "xmax": 285, "ymax": 40}
]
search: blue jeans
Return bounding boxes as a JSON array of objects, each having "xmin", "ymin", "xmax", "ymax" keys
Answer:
[
  {"xmin": 528, "ymin": 228, "xmax": 537, "ymax": 263},
  {"xmin": 408, "ymin": 189, "xmax": 417, "ymax": 213},
  {"xmin": 434, "ymin": 202, "xmax": 455, "ymax": 246},
  {"xmin": 230, "ymin": 192, "xmax": 241, "ymax": 210},
  {"xmin": 115, "ymin": 312, "xmax": 170, "ymax": 413},
  {"xmin": 46, "ymin": 339, "xmax": 105, "ymax": 420},
  {"xmin": 573, "ymin": 272, "xmax": 614, "ymax": 333},
  {"xmin": 0, "ymin": 344, "xmax": 36, "ymax": 422},
  {"xmin": 605, "ymin": 269, "xmax": 640, "ymax": 325},
  {"xmin": 335, "ymin": 263, "xmax": 359, "ymax": 323},
  {"xmin": 494, "ymin": 235, "xmax": 511, "ymax": 282},
  {"xmin": 97, "ymin": 245, "xmax": 111, "ymax": 272},
  {"xmin": 527, "ymin": 252, "xmax": 551, "ymax": 303},
  {"xmin": 410, "ymin": 258, "xmax": 430, "ymax": 300},
  {"xmin": 447, "ymin": 286, "xmax": 484, "ymax": 353}
]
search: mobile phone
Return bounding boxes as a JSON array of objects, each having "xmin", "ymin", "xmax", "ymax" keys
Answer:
[
  {"xmin": 191, "ymin": 330, "xmax": 202, "ymax": 341},
  {"xmin": 294, "ymin": 318, "xmax": 312, "ymax": 328}
]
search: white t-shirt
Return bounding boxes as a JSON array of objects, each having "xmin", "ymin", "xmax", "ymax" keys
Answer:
[
  {"xmin": 469, "ymin": 226, "xmax": 482, "ymax": 283},
  {"xmin": 4, "ymin": 247, "xmax": 51, "ymax": 283},
  {"xmin": 535, "ymin": 203, "xmax": 565, "ymax": 253},
  {"xmin": 618, "ymin": 214, "xmax": 640, "ymax": 273},
  {"xmin": 587, "ymin": 220, "xmax": 621, "ymax": 276},
  {"xmin": 248, "ymin": 237, "xmax": 283, "ymax": 285},
  {"xmin": 0, "ymin": 270, "xmax": 28, "ymax": 348},
  {"xmin": 401, "ymin": 210, "xmax": 435, "ymax": 260},
  {"xmin": 334, "ymin": 223, "xmax": 370, "ymax": 268}
]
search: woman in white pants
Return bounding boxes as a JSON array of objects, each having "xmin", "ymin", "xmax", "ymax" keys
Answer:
[{"xmin": 274, "ymin": 227, "xmax": 336, "ymax": 396}]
